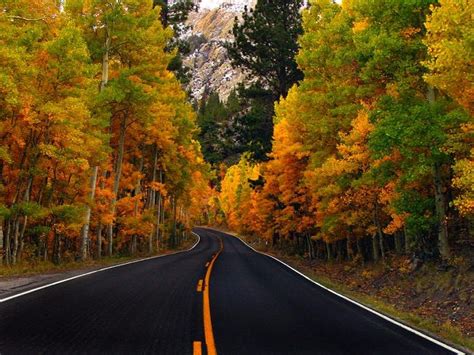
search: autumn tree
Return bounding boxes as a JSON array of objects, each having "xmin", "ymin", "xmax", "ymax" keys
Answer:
[
  {"xmin": 1, "ymin": 0, "xmax": 105, "ymax": 265},
  {"xmin": 216, "ymin": 0, "xmax": 473, "ymax": 265},
  {"xmin": 1, "ymin": 0, "xmax": 210, "ymax": 266},
  {"xmin": 424, "ymin": 0, "xmax": 474, "ymax": 220}
]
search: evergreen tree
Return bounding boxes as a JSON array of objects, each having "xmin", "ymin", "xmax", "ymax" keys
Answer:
[
  {"xmin": 197, "ymin": 91, "xmax": 244, "ymax": 166},
  {"xmin": 226, "ymin": 0, "xmax": 304, "ymax": 99},
  {"xmin": 221, "ymin": 0, "xmax": 304, "ymax": 161},
  {"xmin": 230, "ymin": 86, "xmax": 275, "ymax": 161},
  {"xmin": 154, "ymin": 0, "xmax": 197, "ymax": 83},
  {"xmin": 197, "ymin": 93, "xmax": 229, "ymax": 165}
]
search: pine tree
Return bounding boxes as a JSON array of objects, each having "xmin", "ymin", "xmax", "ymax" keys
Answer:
[
  {"xmin": 219, "ymin": 0, "xmax": 305, "ymax": 162},
  {"xmin": 154, "ymin": 0, "xmax": 197, "ymax": 83},
  {"xmin": 226, "ymin": 0, "xmax": 304, "ymax": 99}
]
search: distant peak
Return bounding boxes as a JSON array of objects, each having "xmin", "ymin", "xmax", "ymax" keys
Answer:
[{"xmin": 199, "ymin": 0, "xmax": 256, "ymax": 12}]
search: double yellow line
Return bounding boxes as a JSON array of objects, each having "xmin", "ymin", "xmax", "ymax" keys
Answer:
[{"xmin": 195, "ymin": 237, "xmax": 224, "ymax": 355}]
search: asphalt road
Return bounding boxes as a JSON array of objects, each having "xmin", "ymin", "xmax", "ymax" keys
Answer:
[{"xmin": 0, "ymin": 228, "xmax": 462, "ymax": 354}]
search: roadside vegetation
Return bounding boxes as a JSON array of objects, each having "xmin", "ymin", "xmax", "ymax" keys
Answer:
[
  {"xmin": 0, "ymin": 0, "xmax": 210, "ymax": 269},
  {"xmin": 207, "ymin": 0, "xmax": 473, "ymax": 274},
  {"xmin": 202, "ymin": 0, "xmax": 473, "ymax": 348}
]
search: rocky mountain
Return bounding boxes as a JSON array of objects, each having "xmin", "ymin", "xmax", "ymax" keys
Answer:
[{"xmin": 182, "ymin": 0, "xmax": 257, "ymax": 103}]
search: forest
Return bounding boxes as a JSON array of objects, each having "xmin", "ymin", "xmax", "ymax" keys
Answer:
[
  {"xmin": 207, "ymin": 0, "xmax": 473, "ymax": 266},
  {"xmin": 1, "ymin": 0, "xmax": 473, "ymax": 271},
  {"xmin": 0, "ymin": 0, "xmax": 210, "ymax": 266}
]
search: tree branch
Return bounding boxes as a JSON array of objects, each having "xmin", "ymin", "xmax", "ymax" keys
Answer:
[{"xmin": 7, "ymin": 15, "xmax": 48, "ymax": 23}]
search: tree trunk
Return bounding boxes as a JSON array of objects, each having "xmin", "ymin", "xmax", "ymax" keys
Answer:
[
  {"xmin": 404, "ymin": 225, "xmax": 411, "ymax": 254},
  {"xmin": 132, "ymin": 156, "xmax": 144, "ymax": 256},
  {"xmin": 149, "ymin": 145, "xmax": 158, "ymax": 208},
  {"xmin": 427, "ymin": 85, "xmax": 450, "ymax": 261},
  {"xmin": 305, "ymin": 234, "xmax": 312, "ymax": 260},
  {"xmin": 18, "ymin": 216, "xmax": 27, "ymax": 261},
  {"xmin": 131, "ymin": 235, "xmax": 137, "ymax": 255},
  {"xmin": 373, "ymin": 203, "xmax": 385, "ymax": 261},
  {"xmin": 433, "ymin": 162, "xmax": 450, "ymax": 260},
  {"xmin": 0, "ymin": 221, "xmax": 3, "ymax": 257},
  {"xmin": 171, "ymin": 196, "xmax": 177, "ymax": 248},
  {"xmin": 42, "ymin": 234, "xmax": 48, "ymax": 262},
  {"xmin": 101, "ymin": 28, "xmax": 111, "ymax": 92},
  {"xmin": 160, "ymin": 192, "xmax": 165, "ymax": 243},
  {"xmin": 346, "ymin": 238, "xmax": 353, "ymax": 261},
  {"xmin": 12, "ymin": 219, "xmax": 20, "ymax": 265},
  {"xmin": 373, "ymin": 201, "xmax": 385, "ymax": 261},
  {"xmin": 356, "ymin": 238, "xmax": 364, "ymax": 264},
  {"xmin": 107, "ymin": 115, "xmax": 127, "ymax": 257},
  {"xmin": 97, "ymin": 222, "xmax": 102, "ymax": 259},
  {"xmin": 82, "ymin": 28, "xmax": 110, "ymax": 261},
  {"xmin": 394, "ymin": 231, "xmax": 402, "ymax": 254},
  {"xmin": 372, "ymin": 234, "xmax": 379, "ymax": 262},
  {"xmin": 95, "ymin": 171, "xmax": 106, "ymax": 259},
  {"xmin": 14, "ymin": 176, "xmax": 32, "ymax": 264},
  {"xmin": 155, "ymin": 170, "xmax": 163, "ymax": 252},
  {"xmin": 326, "ymin": 242, "xmax": 332, "ymax": 261},
  {"xmin": 155, "ymin": 194, "xmax": 162, "ymax": 252},
  {"xmin": 3, "ymin": 219, "xmax": 11, "ymax": 266},
  {"xmin": 81, "ymin": 166, "xmax": 99, "ymax": 261},
  {"xmin": 53, "ymin": 233, "xmax": 61, "ymax": 265}
]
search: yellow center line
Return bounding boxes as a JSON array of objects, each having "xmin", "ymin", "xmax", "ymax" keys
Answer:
[
  {"xmin": 205, "ymin": 262, "xmax": 210, "ymax": 268},
  {"xmin": 193, "ymin": 341, "xmax": 202, "ymax": 355},
  {"xmin": 203, "ymin": 237, "xmax": 224, "ymax": 355},
  {"xmin": 197, "ymin": 279, "xmax": 203, "ymax": 292}
]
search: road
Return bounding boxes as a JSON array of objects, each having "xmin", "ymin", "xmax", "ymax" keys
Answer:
[{"xmin": 0, "ymin": 228, "xmax": 462, "ymax": 354}]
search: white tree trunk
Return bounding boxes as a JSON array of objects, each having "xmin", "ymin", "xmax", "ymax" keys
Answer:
[{"xmin": 81, "ymin": 166, "xmax": 99, "ymax": 260}]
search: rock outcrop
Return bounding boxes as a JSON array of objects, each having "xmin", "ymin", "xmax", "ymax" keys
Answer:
[{"xmin": 183, "ymin": 0, "xmax": 256, "ymax": 103}]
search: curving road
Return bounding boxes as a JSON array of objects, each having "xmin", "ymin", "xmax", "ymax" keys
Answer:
[{"xmin": 0, "ymin": 228, "xmax": 462, "ymax": 354}]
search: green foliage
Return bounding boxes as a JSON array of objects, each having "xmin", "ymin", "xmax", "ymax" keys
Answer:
[
  {"xmin": 0, "ymin": 204, "xmax": 11, "ymax": 219},
  {"xmin": 226, "ymin": 0, "xmax": 304, "ymax": 99},
  {"xmin": 197, "ymin": 93, "xmax": 233, "ymax": 165},
  {"xmin": 51, "ymin": 205, "xmax": 86, "ymax": 224},
  {"xmin": 153, "ymin": 0, "xmax": 196, "ymax": 83},
  {"xmin": 12, "ymin": 202, "xmax": 48, "ymax": 219},
  {"xmin": 216, "ymin": 0, "xmax": 473, "ymax": 264},
  {"xmin": 202, "ymin": 0, "xmax": 306, "ymax": 165},
  {"xmin": 231, "ymin": 86, "xmax": 275, "ymax": 161},
  {"xmin": 197, "ymin": 87, "xmax": 275, "ymax": 164}
]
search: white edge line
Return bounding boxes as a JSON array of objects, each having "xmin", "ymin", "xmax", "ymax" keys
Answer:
[
  {"xmin": 204, "ymin": 228, "xmax": 464, "ymax": 355},
  {"xmin": 0, "ymin": 233, "xmax": 201, "ymax": 304}
]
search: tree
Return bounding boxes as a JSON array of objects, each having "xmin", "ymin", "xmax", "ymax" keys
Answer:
[
  {"xmin": 0, "ymin": 0, "xmax": 105, "ymax": 265},
  {"xmin": 226, "ymin": 0, "xmax": 304, "ymax": 99},
  {"xmin": 424, "ymin": 0, "xmax": 474, "ymax": 219},
  {"xmin": 216, "ymin": 0, "xmax": 472, "ymax": 265},
  {"xmin": 424, "ymin": 0, "xmax": 474, "ymax": 115},
  {"xmin": 197, "ymin": 93, "xmax": 234, "ymax": 166},
  {"xmin": 218, "ymin": 0, "xmax": 305, "ymax": 162},
  {"xmin": 219, "ymin": 154, "xmax": 260, "ymax": 232},
  {"xmin": 154, "ymin": 0, "xmax": 198, "ymax": 83},
  {"xmin": 1, "ymin": 0, "xmax": 210, "ymax": 266}
]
